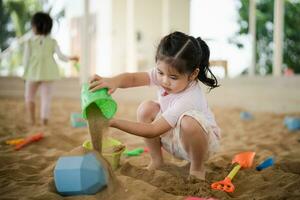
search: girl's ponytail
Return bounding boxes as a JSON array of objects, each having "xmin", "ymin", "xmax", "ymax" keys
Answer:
[{"xmin": 196, "ymin": 37, "xmax": 219, "ymax": 90}]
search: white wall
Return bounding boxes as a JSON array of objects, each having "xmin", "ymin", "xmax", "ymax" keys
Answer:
[
  {"xmin": 134, "ymin": 0, "xmax": 163, "ymax": 71},
  {"xmin": 110, "ymin": 0, "xmax": 190, "ymax": 75},
  {"xmin": 57, "ymin": 0, "xmax": 190, "ymax": 77},
  {"xmin": 170, "ymin": 0, "xmax": 190, "ymax": 33},
  {"xmin": 111, "ymin": 0, "xmax": 127, "ymax": 75}
]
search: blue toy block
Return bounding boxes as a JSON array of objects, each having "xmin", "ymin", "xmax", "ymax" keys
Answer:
[
  {"xmin": 70, "ymin": 112, "xmax": 87, "ymax": 128},
  {"xmin": 240, "ymin": 111, "xmax": 253, "ymax": 120},
  {"xmin": 256, "ymin": 157, "xmax": 275, "ymax": 171},
  {"xmin": 284, "ymin": 117, "xmax": 300, "ymax": 131},
  {"xmin": 54, "ymin": 153, "xmax": 107, "ymax": 196}
]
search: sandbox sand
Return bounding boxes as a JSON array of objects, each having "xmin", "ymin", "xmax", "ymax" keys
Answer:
[{"xmin": 0, "ymin": 98, "xmax": 300, "ymax": 200}]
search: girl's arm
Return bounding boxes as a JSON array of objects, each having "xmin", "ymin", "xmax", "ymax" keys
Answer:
[
  {"xmin": 22, "ymin": 41, "xmax": 30, "ymax": 68},
  {"xmin": 113, "ymin": 72, "xmax": 150, "ymax": 88},
  {"xmin": 55, "ymin": 44, "xmax": 79, "ymax": 62},
  {"xmin": 89, "ymin": 72, "xmax": 150, "ymax": 94},
  {"xmin": 110, "ymin": 116, "xmax": 172, "ymax": 138}
]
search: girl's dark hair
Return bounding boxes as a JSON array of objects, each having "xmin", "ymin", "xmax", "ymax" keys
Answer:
[
  {"xmin": 31, "ymin": 12, "xmax": 53, "ymax": 35},
  {"xmin": 155, "ymin": 31, "xmax": 219, "ymax": 90}
]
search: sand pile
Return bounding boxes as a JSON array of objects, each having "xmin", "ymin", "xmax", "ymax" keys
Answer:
[{"xmin": 0, "ymin": 98, "xmax": 300, "ymax": 199}]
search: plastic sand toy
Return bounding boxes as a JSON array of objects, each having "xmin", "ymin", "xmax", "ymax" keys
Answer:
[
  {"xmin": 81, "ymin": 83, "xmax": 117, "ymax": 120},
  {"xmin": 15, "ymin": 133, "xmax": 44, "ymax": 150},
  {"xmin": 123, "ymin": 147, "xmax": 149, "ymax": 156},
  {"xmin": 70, "ymin": 112, "xmax": 87, "ymax": 128},
  {"xmin": 211, "ymin": 151, "xmax": 255, "ymax": 193},
  {"xmin": 256, "ymin": 157, "xmax": 275, "ymax": 171},
  {"xmin": 240, "ymin": 111, "xmax": 253, "ymax": 120},
  {"xmin": 82, "ymin": 137, "xmax": 125, "ymax": 170},
  {"xmin": 284, "ymin": 117, "xmax": 300, "ymax": 131}
]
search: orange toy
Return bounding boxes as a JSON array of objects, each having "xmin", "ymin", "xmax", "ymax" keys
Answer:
[
  {"xmin": 211, "ymin": 151, "xmax": 255, "ymax": 193},
  {"xmin": 5, "ymin": 138, "xmax": 25, "ymax": 145},
  {"xmin": 15, "ymin": 133, "xmax": 44, "ymax": 150}
]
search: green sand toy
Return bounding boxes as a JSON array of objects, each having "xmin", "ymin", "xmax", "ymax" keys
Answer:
[
  {"xmin": 123, "ymin": 148, "xmax": 149, "ymax": 156},
  {"xmin": 70, "ymin": 112, "xmax": 87, "ymax": 128},
  {"xmin": 81, "ymin": 83, "xmax": 117, "ymax": 119}
]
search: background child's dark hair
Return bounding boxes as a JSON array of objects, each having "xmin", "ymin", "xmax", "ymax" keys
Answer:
[
  {"xmin": 155, "ymin": 31, "xmax": 219, "ymax": 90},
  {"xmin": 31, "ymin": 12, "xmax": 53, "ymax": 35}
]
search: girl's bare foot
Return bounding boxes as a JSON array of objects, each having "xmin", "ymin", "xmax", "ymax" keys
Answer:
[
  {"xmin": 190, "ymin": 169, "xmax": 206, "ymax": 180},
  {"xmin": 42, "ymin": 119, "xmax": 48, "ymax": 126},
  {"xmin": 146, "ymin": 160, "xmax": 164, "ymax": 171}
]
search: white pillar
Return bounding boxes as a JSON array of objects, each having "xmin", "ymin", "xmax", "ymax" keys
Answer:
[
  {"xmin": 126, "ymin": 0, "xmax": 137, "ymax": 72},
  {"xmin": 97, "ymin": 0, "xmax": 112, "ymax": 76},
  {"xmin": 273, "ymin": 0, "xmax": 284, "ymax": 76},
  {"xmin": 249, "ymin": 0, "xmax": 256, "ymax": 76},
  {"xmin": 162, "ymin": 0, "xmax": 170, "ymax": 36},
  {"xmin": 80, "ymin": 0, "xmax": 90, "ymax": 83}
]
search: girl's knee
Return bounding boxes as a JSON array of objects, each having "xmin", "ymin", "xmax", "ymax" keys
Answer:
[
  {"xmin": 180, "ymin": 115, "xmax": 203, "ymax": 136},
  {"xmin": 180, "ymin": 116, "xmax": 208, "ymax": 162},
  {"xmin": 137, "ymin": 101, "xmax": 160, "ymax": 121}
]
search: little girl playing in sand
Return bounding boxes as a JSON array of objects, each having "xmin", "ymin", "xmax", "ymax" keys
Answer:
[
  {"xmin": 23, "ymin": 12, "xmax": 78, "ymax": 125},
  {"xmin": 89, "ymin": 31, "xmax": 221, "ymax": 180}
]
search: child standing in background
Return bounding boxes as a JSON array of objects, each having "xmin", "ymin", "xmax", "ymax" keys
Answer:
[
  {"xmin": 23, "ymin": 12, "xmax": 78, "ymax": 125},
  {"xmin": 89, "ymin": 31, "xmax": 221, "ymax": 180}
]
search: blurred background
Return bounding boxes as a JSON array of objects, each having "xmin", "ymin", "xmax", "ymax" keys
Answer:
[
  {"xmin": 0, "ymin": 0, "xmax": 299, "ymax": 112},
  {"xmin": 1, "ymin": 2, "xmax": 299, "ymax": 199}
]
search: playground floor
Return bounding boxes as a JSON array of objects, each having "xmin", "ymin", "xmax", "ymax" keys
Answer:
[{"xmin": 0, "ymin": 96, "xmax": 299, "ymax": 199}]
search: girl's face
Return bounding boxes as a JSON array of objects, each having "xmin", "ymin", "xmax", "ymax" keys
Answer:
[{"xmin": 156, "ymin": 60, "xmax": 196, "ymax": 94}]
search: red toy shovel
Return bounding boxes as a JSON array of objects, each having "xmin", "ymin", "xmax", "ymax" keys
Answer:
[{"xmin": 15, "ymin": 133, "xmax": 44, "ymax": 150}]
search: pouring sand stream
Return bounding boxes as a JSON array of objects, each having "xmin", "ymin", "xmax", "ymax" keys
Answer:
[{"xmin": 85, "ymin": 103, "xmax": 125, "ymax": 196}]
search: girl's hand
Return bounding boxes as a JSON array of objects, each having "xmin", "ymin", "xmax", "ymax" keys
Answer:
[
  {"xmin": 70, "ymin": 56, "xmax": 79, "ymax": 62},
  {"xmin": 108, "ymin": 118, "xmax": 115, "ymax": 127},
  {"xmin": 89, "ymin": 74, "xmax": 118, "ymax": 94}
]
